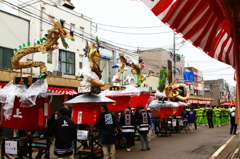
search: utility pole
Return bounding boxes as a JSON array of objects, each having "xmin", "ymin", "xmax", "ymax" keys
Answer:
[{"xmin": 173, "ymin": 31, "xmax": 176, "ymax": 80}]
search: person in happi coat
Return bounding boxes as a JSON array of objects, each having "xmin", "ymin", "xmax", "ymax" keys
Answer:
[
  {"xmin": 119, "ymin": 108, "xmax": 136, "ymax": 152},
  {"xmin": 137, "ymin": 105, "xmax": 151, "ymax": 151},
  {"xmin": 186, "ymin": 107, "xmax": 196, "ymax": 132},
  {"xmin": 95, "ymin": 105, "xmax": 118, "ymax": 159}
]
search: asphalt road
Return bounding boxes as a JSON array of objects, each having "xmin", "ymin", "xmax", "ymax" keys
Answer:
[{"xmin": 113, "ymin": 123, "xmax": 232, "ymax": 159}]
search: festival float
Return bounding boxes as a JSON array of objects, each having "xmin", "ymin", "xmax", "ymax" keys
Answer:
[
  {"xmin": 149, "ymin": 71, "xmax": 191, "ymax": 136},
  {"xmin": 1, "ymin": 17, "xmax": 74, "ymax": 158},
  {"xmin": 62, "ymin": 37, "xmax": 117, "ymax": 158}
]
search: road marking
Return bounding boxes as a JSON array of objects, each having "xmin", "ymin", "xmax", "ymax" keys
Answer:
[{"xmin": 210, "ymin": 130, "xmax": 239, "ymax": 159}]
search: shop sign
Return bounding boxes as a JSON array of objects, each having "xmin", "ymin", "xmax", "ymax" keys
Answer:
[{"xmin": 78, "ymin": 86, "xmax": 91, "ymax": 93}]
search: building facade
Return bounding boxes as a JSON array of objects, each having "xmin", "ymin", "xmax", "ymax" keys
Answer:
[
  {"xmin": 139, "ymin": 48, "xmax": 185, "ymax": 90},
  {"xmin": 204, "ymin": 79, "xmax": 230, "ymax": 106}
]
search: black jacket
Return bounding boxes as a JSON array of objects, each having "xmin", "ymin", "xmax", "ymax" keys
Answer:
[
  {"xmin": 119, "ymin": 113, "xmax": 136, "ymax": 136},
  {"xmin": 45, "ymin": 116, "xmax": 76, "ymax": 149},
  {"xmin": 137, "ymin": 110, "xmax": 151, "ymax": 134},
  {"xmin": 95, "ymin": 112, "xmax": 117, "ymax": 144}
]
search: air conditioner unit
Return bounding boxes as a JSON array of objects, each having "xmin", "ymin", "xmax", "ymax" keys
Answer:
[{"xmin": 53, "ymin": 70, "xmax": 63, "ymax": 77}]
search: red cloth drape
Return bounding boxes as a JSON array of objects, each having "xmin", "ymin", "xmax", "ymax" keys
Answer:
[
  {"xmin": 1, "ymin": 97, "xmax": 48, "ymax": 130},
  {"xmin": 107, "ymin": 96, "xmax": 131, "ymax": 112},
  {"xmin": 159, "ymin": 107, "xmax": 183, "ymax": 118},
  {"xmin": 129, "ymin": 94, "xmax": 150, "ymax": 108},
  {"xmin": 71, "ymin": 103, "xmax": 101, "ymax": 125}
]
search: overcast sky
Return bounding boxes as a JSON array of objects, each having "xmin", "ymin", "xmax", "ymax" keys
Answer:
[{"xmin": 2, "ymin": 0, "xmax": 236, "ymax": 86}]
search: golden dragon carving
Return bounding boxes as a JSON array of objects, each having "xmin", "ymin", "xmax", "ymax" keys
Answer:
[
  {"xmin": 115, "ymin": 53, "xmax": 153, "ymax": 86},
  {"xmin": 165, "ymin": 79, "xmax": 190, "ymax": 102},
  {"xmin": 81, "ymin": 38, "xmax": 106, "ymax": 87},
  {"xmin": 11, "ymin": 19, "xmax": 73, "ymax": 79}
]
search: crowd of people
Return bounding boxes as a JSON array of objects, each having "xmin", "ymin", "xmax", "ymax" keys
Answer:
[
  {"xmin": 1, "ymin": 104, "xmax": 236, "ymax": 159},
  {"xmin": 96, "ymin": 105, "xmax": 152, "ymax": 159},
  {"xmin": 181, "ymin": 106, "xmax": 237, "ymax": 134}
]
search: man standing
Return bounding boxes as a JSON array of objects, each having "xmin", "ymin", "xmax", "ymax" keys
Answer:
[
  {"xmin": 45, "ymin": 107, "xmax": 76, "ymax": 159},
  {"xmin": 119, "ymin": 108, "xmax": 136, "ymax": 152},
  {"xmin": 137, "ymin": 105, "xmax": 151, "ymax": 151},
  {"xmin": 186, "ymin": 107, "xmax": 196, "ymax": 132},
  {"xmin": 230, "ymin": 107, "xmax": 237, "ymax": 135},
  {"xmin": 181, "ymin": 107, "xmax": 188, "ymax": 131},
  {"xmin": 96, "ymin": 105, "xmax": 118, "ymax": 159},
  {"xmin": 207, "ymin": 107, "xmax": 214, "ymax": 128}
]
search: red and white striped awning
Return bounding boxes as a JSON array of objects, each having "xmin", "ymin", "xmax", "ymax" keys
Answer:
[{"xmin": 142, "ymin": 0, "xmax": 234, "ymax": 66}]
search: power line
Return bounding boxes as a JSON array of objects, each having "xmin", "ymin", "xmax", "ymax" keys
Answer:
[
  {"xmin": 97, "ymin": 27, "xmax": 173, "ymax": 35},
  {"xmin": 93, "ymin": 22, "xmax": 166, "ymax": 29}
]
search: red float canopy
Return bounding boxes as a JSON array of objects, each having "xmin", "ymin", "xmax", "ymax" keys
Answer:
[
  {"xmin": 1, "ymin": 97, "xmax": 49, "ymax": 130},
  {"xmin": 129, "ymin": 94, "xmax": 150, "ymax": 109},
  {"xmin": 107, "ymin": 96, "xmax": 131, "ymax": 112}
]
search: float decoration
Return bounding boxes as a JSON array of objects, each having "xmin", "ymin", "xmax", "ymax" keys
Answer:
[
  {"xmin": 80, "ymin": 37, "xmax": 105, "ymax": 87},
  {"xmin": 0, "ymin": 79, "xmax": 48, "ymax": 119},
  {"xmin": 11, "ymin": 18, "xmax": 74, "ymax": 79},
  {"xmin": 113, "ymin": 53, "xmax": 154, "ymax": 86},
  {"xmin": 165, "ymin": 79, "xmax": 190, "ymax": 102},
  {"xmin": 158, "ymin": 66, "xmax": 168, "ymax": 92}
]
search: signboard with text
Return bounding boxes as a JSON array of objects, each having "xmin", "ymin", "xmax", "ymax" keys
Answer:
[
  {"xmin": 78, "ymin": 86, "xmax": 91, "ymax": 93},
  {"xmin": 183, "ymin": 71, "xmax": 194, "ymax": 83}
]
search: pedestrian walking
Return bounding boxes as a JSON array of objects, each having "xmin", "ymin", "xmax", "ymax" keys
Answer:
[
  {"xmin": 230, "ymin": 107, "xmax": 237, "ymax": 135},
  {"xmin": 95, "ymin": 105, "xmax": 118, "ymax": 159},
  {"xmin": 186, "ymin": 107, "xmax": 196, "ymax": 132},
  {"xmin": 181, "ymin": 107, "xmax": 188, "ymax": 130},
  {"xmin": 207, "ymin": 107, "xmax": 214, "ymax": 128},
  {"xmin": 44, "ymin": 107, "xmax": 76, "ymax": 159},
  {"xmin": 147, "ymin": 107, "xmax": 153, "ymax": 141},
  {"xmin": 137, "ymin": 105, "xmax": 151, "ymax": 151},
  {"xmin": 119, "ymin": 108, "xmax": 136, "ymax": 152}
]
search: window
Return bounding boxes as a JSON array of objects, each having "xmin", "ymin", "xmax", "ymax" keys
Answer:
[
  {"xmin": 0, "ymin": 47, "xmax": 13, "ymax": 70},
  {"xmin": 79, "ymin": 62, "xmax": 82, "ymax": 69},
  {"xmin": 79, "ymin": 55, "xmax": 83, "ymax": 69},
  {"xmin": 60, "ymin": 20, "xmax": 65, "ymax": 28},
  {"xmin": 47, "ymin": 51, "xmax": 53, "ymax": 64},
  {"xmin": 59, "ymin": 50, "xmax": 75, "ymax": 75},
  {"xmin": 70, "ymin": 24, "xmax": 75, "ymax": 37}
]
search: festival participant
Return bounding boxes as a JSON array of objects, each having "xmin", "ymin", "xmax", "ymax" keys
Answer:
[
  {"xmin": 186, "ymin": 107, "xmax": 196, "ymax": 132},
  {"xmin": 215, "ymin": 107, "xmax": 221, "ymax": 127},
  {"xmin": 95, "ymin": 105, "xmax": 118, "ymax": 159},
  {"xmin": 51, "ymin": 109, "xmax": 59, "ymax": 121},
  {"xmin": 146, "ymin": 108, "xmax": 153, "ymax": 141},
  {"xmin": 119, "ymin": 108, "xmax": 136, "ymax": 152},
  {"xmin": 207, "ymin": 107, "xmax": 214, "ymax": 128},
  {"xmin": 230, "ymin": 107, "xmax": 237, "ymax": 135},
  {"xmin": 44, "ymin": 107, "xmax": 76, "ymax": 159},
  {"xmin": 203, "ymin": 107, "xmax": 208, "ymax": 126},
  {"xmin": 181, "ymin": 107, "xmax": 188, "ymax": 131},
  {"xmin": 137, "ymin": 105, "xmax": 151, "ymax": 151}
]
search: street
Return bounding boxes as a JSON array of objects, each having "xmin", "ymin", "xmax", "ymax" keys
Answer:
[
  {"xmin": 114, "ymin": 123, "xmax": 232, "ymax": 159},
  {"xmin": 51, "ymin": 123, "xmax": 231, "ymax": 159}
]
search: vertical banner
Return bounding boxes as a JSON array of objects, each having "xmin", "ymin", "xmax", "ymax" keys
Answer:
[
  {"xmin": 77, "ymin": 111, "xmax": 82, "ymax": 124},
  {"xmin": 44, "ymin": 103, "xmax": 48, "ymax": 117}
]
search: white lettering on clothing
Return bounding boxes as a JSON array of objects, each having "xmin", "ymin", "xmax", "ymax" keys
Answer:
[
  {"xmin": 105, "ymin": 114, "xmax": 113, "ymax": 125},
  {"xmin": 62, "ymin": 120, "xmax": 68, "ymax": 126}
]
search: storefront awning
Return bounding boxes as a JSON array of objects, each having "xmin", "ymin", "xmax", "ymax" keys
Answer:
[{"xmin": 48, "ymin": 87, "xmax": 77, "ymax": 95}]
